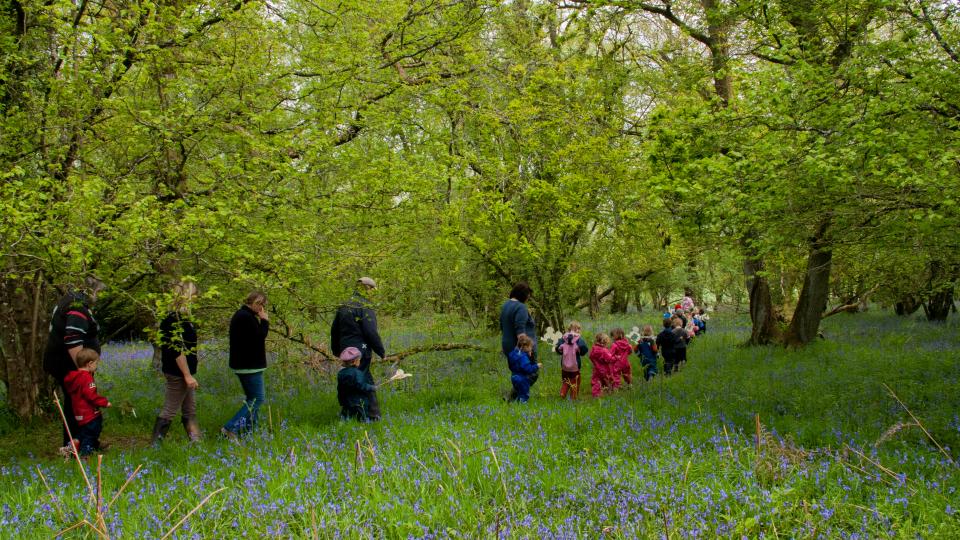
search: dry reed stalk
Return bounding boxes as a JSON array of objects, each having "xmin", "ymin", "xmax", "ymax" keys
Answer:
[
  {"xmin": 107, "ymin": 464, "xmax": 143, "ymax": 508},
  {"xmin": 755, "ymin": 413, "xmax": 762, "ymax": 458},
  {"xmin": 882, "ymin": 383, "xmax": 957, "ymax": 467},
  {"xmin": 35, "ymin": 466, "xmax": 67, "ymax": 522},
  {"xmin": 488, "ymin": 446, "xmax": 512, "ymax": 506},
  {"xmin": 722, "ymin": 424, "xmax": 735, "ymax": 460},
  {"xmin": 159, "ymin": 487, "xmax": 227, "ymax": 540},
  {"xmin": 875, "ymin": 421, "xmax": 919, "ymax": 447}
]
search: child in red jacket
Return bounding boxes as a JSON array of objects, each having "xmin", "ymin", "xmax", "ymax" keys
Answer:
[
  {"xmin": 588, "ymin": 333, "xmax": 616, "ymax": 398},
  {"xmin": 63, "ymin": 348, "xmax": 111, "ymax": 456},
  {"xmin": 609, "ymin": 328, "xmax": 633, "ymax": 389}
]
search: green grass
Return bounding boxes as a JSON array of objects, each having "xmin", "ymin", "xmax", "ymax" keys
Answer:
[{"xmin": 0, "ymin": 310, "xmax": 958, "ymax": 538}]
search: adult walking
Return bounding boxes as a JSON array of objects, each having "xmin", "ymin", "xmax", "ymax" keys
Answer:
[
  {"xmin": 499, "ymin": 282, "xmax": 536, "ymax": 357},
  {"xmin": 44, "ymin": 277, "xmax": 104, "ymax": 450},
  {"xmin": 331, "ymin": 277, "xmax": 385, "ymax": 421},
  {"xmin": 499, "ymin": 282, "xmax": 537, "ymax": 401},
  {"xmin": 221, "ymin": 291, "xmax": 269, "ymax": 438},
  {"xmin": 153, "ymin": 281, "xmax": 201, "ymax": 443}
]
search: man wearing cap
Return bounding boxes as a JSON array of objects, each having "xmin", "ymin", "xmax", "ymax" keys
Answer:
[
  {"xmin": 44, "ymin": 277, "xmax": 105, "ymax": 449},
  {"xmin": 331, "ymin": 277, "xmax": 385, "ymax": 421}
]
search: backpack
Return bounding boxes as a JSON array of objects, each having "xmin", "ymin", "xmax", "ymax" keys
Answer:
[{"xmin": 559, "ymin": 333, "xmax": 580, "ymax": 371}]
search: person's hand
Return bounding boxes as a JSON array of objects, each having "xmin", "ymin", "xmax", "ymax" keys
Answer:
[
  {"xmin": 537, "ymin": 362, "xmax": 543, "ymax": 368},
  {"xmin": 185, "ymin": 376, "xmax": 199, "ymax": 390},
  {"xmin": 106, "ymin": 402, "xmax": 112, "ymax": 408},
  {"xmin": 258, "ymin": 307, "xmax": 270, "ymax": 321}
]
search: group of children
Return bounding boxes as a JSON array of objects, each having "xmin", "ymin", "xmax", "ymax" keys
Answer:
[{"xmin": 505, "ymin": 303, "xmax": 709, "ymax": 402}]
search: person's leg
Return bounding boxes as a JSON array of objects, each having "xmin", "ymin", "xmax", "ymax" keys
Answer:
[
  {"xmin": 560, "ymin": 371, "xmax": 574, "ymax": 399},
  {"xmin": 58, "ymin": 379, "xmax": 81, "ymax": 446},
  {"xmin": 78, "ymin": 416, "xmax": 103, "ymax": 456},
  {"xmin": 181, "ymin": 383, "xmax": 200, "ymax": 441},
  {"xmin": 154, "ymin": 374, "xmax": 185, "ymax": 443},
  {"xmin": 223, "ymin": 372, "xmax": 265, "ymax": 435},
  {"xmin": 510, "ymin": 374, "xmax": 529, "ymax": 402},
  {"xmin": 622, "ymin": 362, "xmax": 633, "ymax": 385},
  {"xmin": 362, "ymin": 366, "xmax": 380, "ymax": 420},
  {"xmin": 610, "ymin": 365, "xmax": 622, "ymax": 390},
  {"xmin": 591, "ymin": 373, "xmax": 602, "ymax": 397}
]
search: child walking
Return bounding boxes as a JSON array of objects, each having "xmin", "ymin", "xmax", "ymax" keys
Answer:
[
  {"xmin": 672, "ymin": 317, "xmax": 690, "ymax": 367},
  {"xmin": 508, "ymin": 335, "xmax": 541, "ymax": 402},
  {"xmin": 634, "ymin": 324, "xmax": 659, "ymax": 381},
  {"xmin": 609, "ymin": 328, "xmax": 633, "ymax": 388},
  {"xmin": 588, "ymin": 333, "xmax": 616, "ymax": 397},
  {"xmin": 337, "ymin": 347, "xmax": 378, "ymax": 422},
  {"xmin": 555, "ymin": 321, "xmax": 588, "ymax": 400},
  {"xmin": 656, "ymin": 318, "xmax": 680, "ymax": 375},
  {"xmin": 62, "ymin": 348, "xmax": 111, "ymax": 457}
]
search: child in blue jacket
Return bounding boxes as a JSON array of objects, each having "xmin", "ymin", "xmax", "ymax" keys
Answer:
[
  {"xmin": 508, "ymin": 335, "xmax": 541, "ymax": 403},
  {"xmin": 634, "ymin": 324, "xmax": 659, "ymax": 381},
  {"xmin": 337, "ymin": 347, "xmax": 377, "ymax": 422}
]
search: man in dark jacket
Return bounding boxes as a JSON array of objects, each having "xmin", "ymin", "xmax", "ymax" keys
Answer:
[
  {"xmin": 222, "ymin": 291, "xmax": 269, "ymax": 438},
  {"xmin": 331, "ymin": 277, "xmax": 385, "ymax": 421},
  {"xmin": 44, "ymin": 278, "xmax": 104, "ymax": 447}
]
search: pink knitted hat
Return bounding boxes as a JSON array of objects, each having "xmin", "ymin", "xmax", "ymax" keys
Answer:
[{"xmin": 339, "ymin": 347, "xmax": 362, "ymax": 361}]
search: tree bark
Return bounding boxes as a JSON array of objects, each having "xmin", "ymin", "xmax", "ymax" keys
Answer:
[
  {"xmin": 923, "ymin": 260, "xmax": 955, "ymax": 322},
  {"xmin": 742, "ymin": 237, "xmax": 779, "ymax": 345},
  {"xmin": 783, "ymin": 220, "xmax": 833, "ymax": 346},
  {"xmin": 894, "ymin": 295, "xmax": 922, "ymax": 315},
  {"xmin": 0, "ymin": 272, "xmax": 53, "ymax": 418}
]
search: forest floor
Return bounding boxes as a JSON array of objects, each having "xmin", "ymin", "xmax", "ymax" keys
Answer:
[{"xmin": 0, "ymin": 310, "xmax": 958, "ymax": 538}]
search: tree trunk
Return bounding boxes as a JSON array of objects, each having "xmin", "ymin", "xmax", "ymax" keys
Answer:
[
  {"xmin": 0, "ymin": 272, "xmax": 53, "ymax": 418},
  {"xmin": 923, "ymin": 261, "xmax": 955, "ymax": 322},
  {"xmin": 610, "ymin": 287, "xmax": 628, "ymax": 314},
  {"xmin": 783, "ymin": 220, "xmax": 833, "ymax": 347},
  {"xmin": 923, "ymin": 291, "xmax": 953, "ymax": 321},
  {"xmin": 894, "ymin": 295, "xmax": 922, "ymax": 315},
  {"xmin": 742, "ymin": 236, "xmax": 779, "ymax": 345},
  {"xmin": 587, "ymin": 286, "xmax": 601, "ymax": 319}
]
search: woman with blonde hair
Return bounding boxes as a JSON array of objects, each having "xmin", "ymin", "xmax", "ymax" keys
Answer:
[{"xmin": 153, "ymin": 281, "xmax": 202, "ymax": 443}]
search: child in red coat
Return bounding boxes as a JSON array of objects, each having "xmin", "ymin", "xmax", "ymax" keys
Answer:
[
  {"xmin": 588, "ymin": 333, "xmax": 616, "ymax": 398},
  {"xmin": 63, "ymin": 348, "xmax": 111, "ymax": 456},
  {"xmin": 609, "ymin": 328, "xmax": 633, "ymax": 388}
]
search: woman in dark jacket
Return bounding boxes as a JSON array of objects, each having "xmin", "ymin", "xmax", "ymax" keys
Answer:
[{"xmin": 221, "ymin": 291, "xmax": 269, "ymax": 438}]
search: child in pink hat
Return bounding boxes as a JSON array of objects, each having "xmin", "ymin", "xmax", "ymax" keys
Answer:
[{"xmin": 337, "ymin": 347, "xmax": 377, "ymax": 422}]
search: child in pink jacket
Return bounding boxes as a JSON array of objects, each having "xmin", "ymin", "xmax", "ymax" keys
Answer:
[
  {"xmin": 609, "ymin": 328, "xmax": 633, "ymax": 388},
  {"xmin": 588, "ymin": 333, "xmax": 616, "ymax": 397}
]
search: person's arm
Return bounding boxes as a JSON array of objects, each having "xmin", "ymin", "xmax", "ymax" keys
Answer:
[
  {"xmin": 520, "ymin": 354, "xmax": 539, "ymax": 375},
  {"xmin": 577, "ymin": 338, "xmax": 588, "ymax": 356},
  {"xmin": 64, "ymin": 309, "xmax": 91, "ymax": 368},
  {"xmin": 175, "ymin": 354, "xmax": 198, "ymax": 389},
  {"xmin": 512, "ymin": 304, "xmax": 528, "ymax": 340},
  {"xmin": 256, "ymin": 307, "xmax": 270, "ymax": 337},
  {"xmin": 360, "ymin": 308, "xmax": 386, "ymax": 358},
  {"xmin": 81, "ymin": 377, "xmax": 110, "ymax": 408}
]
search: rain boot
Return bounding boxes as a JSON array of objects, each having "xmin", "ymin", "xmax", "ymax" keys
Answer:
[
  {"xmin": 151, "ymin": 417, "xmax": 172, "ymax": 445},
  {"xmin": 182, "ymin": 417, "xmax": 202, "ymax": 442}
]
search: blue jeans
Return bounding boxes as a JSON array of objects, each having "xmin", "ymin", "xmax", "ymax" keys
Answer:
[
  {"xmin": 77, "ymin": 416, "xmax": 103, "ymax": 456},
  {"xmin": 223, "ymin": 372, "xmax": 265, "ymax": 434}
]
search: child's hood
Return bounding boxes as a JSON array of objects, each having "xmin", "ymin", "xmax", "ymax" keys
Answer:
[
  {"xmin": 64, "ymin": 369, "xmax": 92, "ymax": 387},
  {"xmin": 562, "ymin": 331, "xmax": 581, "ymax": 342}
]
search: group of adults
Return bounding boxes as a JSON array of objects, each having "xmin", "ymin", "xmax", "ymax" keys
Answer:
[{"xmin": 42, "ymin": 276, "xmax": 386, "ymax": 448}]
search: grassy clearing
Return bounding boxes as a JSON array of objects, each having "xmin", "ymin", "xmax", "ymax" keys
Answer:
[{"xmin": 0, "ymin": 311, "xmax": 958, "ymax": 538}]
